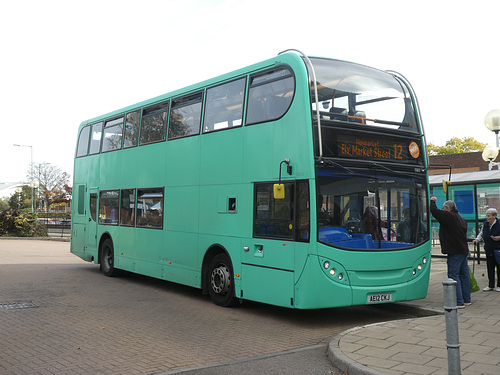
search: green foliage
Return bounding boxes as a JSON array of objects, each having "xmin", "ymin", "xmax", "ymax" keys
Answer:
[
  {"xmin": 0, "ymin": 198, "xmax": 9, "ymax": 212},
  {"xmin": 0, "ymin": 209, "xmax": 47, "ymax": 237},
  {"xmin": 428, "ymin": 137, "xmax": 486, "ymax": 155}
]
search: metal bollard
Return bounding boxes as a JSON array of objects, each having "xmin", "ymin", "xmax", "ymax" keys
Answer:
[{"xmin": 443, "ymin": 278, "xmax": 461, "ymax": 375}]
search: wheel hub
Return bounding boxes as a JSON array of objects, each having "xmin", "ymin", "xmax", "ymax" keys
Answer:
[{"xmin": 211, "ymin": 265, "xmax": 231, "ymax": 294}]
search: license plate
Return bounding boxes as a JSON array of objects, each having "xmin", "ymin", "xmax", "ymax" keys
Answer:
[{"xmin": 367, "ymin": 293, "xmax": 392, "ymax": 303}]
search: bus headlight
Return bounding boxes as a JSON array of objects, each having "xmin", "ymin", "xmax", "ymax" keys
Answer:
[{"xmin": 319, "ymin": 257, "xmax": 348, "ymax": 284}]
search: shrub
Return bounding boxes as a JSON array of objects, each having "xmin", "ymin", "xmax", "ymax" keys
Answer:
[{"xmin": 0, "ymin": 209, "xmax": 48, "ymax": 237}]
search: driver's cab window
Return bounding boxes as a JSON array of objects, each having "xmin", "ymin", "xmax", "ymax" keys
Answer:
[{"xmin": 253, "ymin": 180, "xmax": 309, "ymax": 241}]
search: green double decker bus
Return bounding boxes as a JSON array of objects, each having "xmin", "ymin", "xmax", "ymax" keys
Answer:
[{"xmin": 71, "ymin": 50, "xmax": 431, "ymax": 309}]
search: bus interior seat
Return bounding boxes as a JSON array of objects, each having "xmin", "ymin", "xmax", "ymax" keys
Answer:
[
  {"xmin": 349, "ymin": 111, "xmax": 366, "ymax": 124},
  {"xmin": 318, "ymin": 226, "xmax": 352, "ymax": 243},
  {"xmin": 329, "ymin": 107, "xmax": 348, "ymax": 120}
]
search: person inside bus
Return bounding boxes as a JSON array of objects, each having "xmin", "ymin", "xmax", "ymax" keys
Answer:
[
  {"xmin": 473, "ymin": 208, "xmax": 500, "ymax": 292},
  {"xmin": 396, "ymin": 208, "xmax": 412, "ymax": 243},
  {"xmin": 361, "ymin": 206, "xmax": 386, "ymax": 241},
  {"xmin": 317, "ymin": 195, "xmax": 328, "ymax": 226}
]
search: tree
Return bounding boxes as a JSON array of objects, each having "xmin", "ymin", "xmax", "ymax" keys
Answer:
[
  {"xmin": 0, "ymin": 197, "xmax": 9, "ymax": 212},
  {"xmin": 427, "ymin": 137, "xmax": 486, "ymax": 155},
  {"xmin": 7, "ymin": 185, "xmax": 31, "ymax": 210},
  {"xmin": 28, "ymin": 163, "xmax": 71, "ymax": 210}
]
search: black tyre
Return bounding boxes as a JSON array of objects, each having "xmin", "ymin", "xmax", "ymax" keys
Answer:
[
  {"xmin": 208, "ymin": 253, "xmax": 237, "ymax": 307},
  {"xmin": 100, "ymin": 238, "xmax": 118, "ymax": 277}
]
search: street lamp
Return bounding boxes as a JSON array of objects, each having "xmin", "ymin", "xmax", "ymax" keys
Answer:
[
  {"xmin": 483, "ymin": 110, "xmax": 500, "ymax": 170},
  {"xmin": 482, "ymin": 145, "xmax": 500, "ymax": 170},
  {"xmin": 13, "ymin": 144, "xmax": 34, "ymax": 213}
]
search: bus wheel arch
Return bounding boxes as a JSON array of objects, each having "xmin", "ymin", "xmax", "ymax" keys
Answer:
[
  {"xmin": 98, "ymin": 233, "xmax": 118, "ymax": 277},
  {"xmin": 202, "ymin": 245, "xmax": 238, "ymax": 307}
]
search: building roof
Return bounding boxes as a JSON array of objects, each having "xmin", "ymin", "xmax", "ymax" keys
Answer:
[
  {"xmin": 0, "ymin": 182, "xmax": 25, "ymax": 198},
  {"xmin": 429, "ymin": 169, "xmax": 500, "ymax": 186}
]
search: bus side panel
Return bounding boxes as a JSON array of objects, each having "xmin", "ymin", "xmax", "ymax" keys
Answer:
[
  {"xmin": 166, "ymin": 137, "xmax": 201, "ymax": 187},
  {"xmin": 165, "ymin": 186, "xmax": 200, "ymax": 233},
  {"xmin": 200, "ymin": 128, "xmax": 244, "ymax": 185},
  {"xmin": 240, "ymin": 264, "xmax": 295, "ymax": 308},
  {"xmin": 120, "ymin": 147, "xmax": 139, "ymax": 187},
  {"xmin": 163, "ymin": 231, "xmax": 200, "ymax": 288},
  {"xmin": 137, "ymin": 143, "xmax": 167, "ymax": 188},
  {"xmin": 242, "ymin": 124, "xmax": 274, "ymax": 182},
  {"xmin": 198, "ymin": 184, "xmax": 250, "ymax": 237},
  {"xmin": 71, "ymin": 223, "xmax": 87, "ymax": 260},
  {"xmin": 133, "ymin": 228, "xmax": 164, "ymax": 279},
  {"xmin": 114, "ymin": 227, "xmax": 137, "ymax": 272}
]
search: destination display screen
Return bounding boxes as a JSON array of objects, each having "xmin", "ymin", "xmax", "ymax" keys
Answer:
[{"xmin": 333, "ymin": 133, "xmax": 423, "ymax": 164}]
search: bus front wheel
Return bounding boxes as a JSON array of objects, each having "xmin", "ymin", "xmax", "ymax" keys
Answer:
[
  {"xmin": 208, "ymin": 253, "xmax": 237, "ymax": 307},
  {"xmin": 100, "ymin": 238, "xmax": 118, "ymax": 277}
]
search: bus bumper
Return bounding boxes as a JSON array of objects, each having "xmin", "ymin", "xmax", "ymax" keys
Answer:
[{"xmin": 293, "ymin": 254, "xmax": 430, "ymax": 309}]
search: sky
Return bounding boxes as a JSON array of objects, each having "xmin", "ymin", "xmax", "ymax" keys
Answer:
[{"xmin": 1, "ymin": 0, "xmax": 500, "ymax": 187}]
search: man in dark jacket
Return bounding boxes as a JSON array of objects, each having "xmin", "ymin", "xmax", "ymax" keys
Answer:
[{"xmin": 430, "ymin": 197, "xmax": 471, "ymax": 307}]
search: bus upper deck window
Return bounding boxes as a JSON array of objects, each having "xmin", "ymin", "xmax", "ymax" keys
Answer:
[
  {"xmin": 203, "ymin": 78, "xmax": 245, "ymax": 133},
  {"xmin": 89, "ymin": 122, "xmax": 103, "ymax": 155},
  {"xmin": 168, "ymin": 92, "xmax": 203, "ymax": 139},
  {"xmin": 76, "ymin": 126, "xmax": 91, "ymax": 157},
  {"xmin": 102, "ymin": 117, "xmax": 124, "ymax": 153},
  {"xmin": 246, "ymin": 67, "xmax": 295, "ymax": 125},
  {"xmin": 140, "ymin": 102, "xmax": 169, "ymax": 145}
]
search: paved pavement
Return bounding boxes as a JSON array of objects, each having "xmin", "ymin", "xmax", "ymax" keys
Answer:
[
  {"xmin": 2, "ymin": 239, "xmax": 499, "ymax": 375},
  {"xmin": 0, "ymin": 239, "xmax": 416, "ymax": 375},
  {"xmin": 329, "ymin": 247, "xmax": 500, "ymax": 375}
]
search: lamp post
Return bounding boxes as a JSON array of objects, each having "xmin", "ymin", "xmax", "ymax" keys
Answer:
[
  {"xmin": 483, "ymin": 110, "xmax": 500, "ymax": 170},
  {"xmin": 13, "ymin": 144, "xmax": 34, "ymax": 213}
]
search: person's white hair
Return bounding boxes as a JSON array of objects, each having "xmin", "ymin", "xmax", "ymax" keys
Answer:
[
  {"xmin": 443, "ymin": 200, "xmax": 457, "ymax": 211},
  {"xmin": 486, "ymin": 208, "xmax": 498, "ymax": 216}
]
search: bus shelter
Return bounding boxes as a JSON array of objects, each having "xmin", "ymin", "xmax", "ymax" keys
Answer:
[{"xmin": 429, "ymin": 169, "xmax": 500, "ymax": 242}]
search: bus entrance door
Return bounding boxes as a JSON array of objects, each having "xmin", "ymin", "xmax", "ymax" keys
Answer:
[{"xmin": 85, "ymin": 188, "xmax": 98, "ymax": 260}]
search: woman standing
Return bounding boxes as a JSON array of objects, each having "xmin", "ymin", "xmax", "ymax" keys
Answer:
[{"xmin": 473, "ymin": 208, "xmax": 500, "ymax": 291}]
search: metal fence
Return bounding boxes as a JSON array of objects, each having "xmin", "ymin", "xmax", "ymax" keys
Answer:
[{"xmin": 38, "ymin": 212, "xmax": 71, "ymax": 239}]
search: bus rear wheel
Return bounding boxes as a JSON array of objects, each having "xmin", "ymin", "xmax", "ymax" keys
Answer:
[
  {"xmin": 208, "ymin": 253, "xmax": 237, "ymax": 307},
  {"xmin": 100, "ymin": 238, "xmax": 118, "ymax": 277}
]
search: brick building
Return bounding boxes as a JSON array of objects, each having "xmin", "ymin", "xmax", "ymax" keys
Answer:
[{"xmin": 428, "ymin": 151, "xmax": 489, "ymax": 175}]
